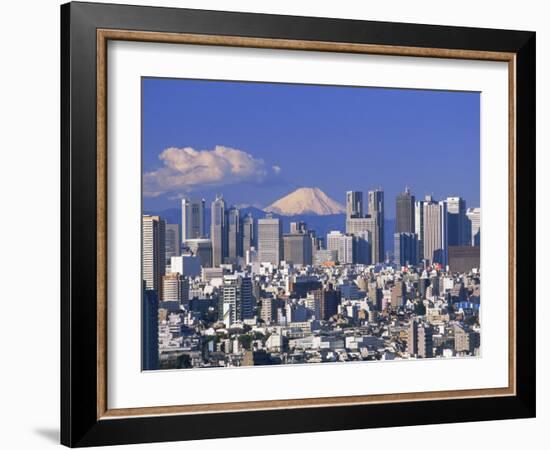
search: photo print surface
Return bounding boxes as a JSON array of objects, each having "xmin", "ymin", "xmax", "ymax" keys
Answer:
[{"xmin": 141, "ymin": 77, "xmax": 481, "ymax": 371}]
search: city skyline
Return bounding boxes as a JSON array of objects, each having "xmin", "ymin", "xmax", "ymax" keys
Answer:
[
  {"xmin": 142, "ymin": 78, "xmax": 480, "ymax": 216},
  {"xmin": 141, "ymin": 78, "xmax": 481, "ymax": 371}
]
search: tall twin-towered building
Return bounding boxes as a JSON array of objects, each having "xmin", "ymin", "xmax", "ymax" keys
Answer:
[
  {"xmin": 346, "ymin": 191, "xmax": 363, "ymax": 219},
  {"xmin": 345, "ymin": 189, "xmax": 384, "ymax": 263}
]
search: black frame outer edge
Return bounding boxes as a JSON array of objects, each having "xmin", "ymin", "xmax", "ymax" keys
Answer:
[{"xmin": 60, "ymin": 2, "xmax": 536, "ymax": 447}]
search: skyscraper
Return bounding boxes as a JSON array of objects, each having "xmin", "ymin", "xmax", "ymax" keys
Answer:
[
  {"xmin": 210, "ymin": 195, "xmax": 227, "ymax": 267},
  {"xmin": 422, "ymin": 197, "xmax": 448, "ymax": 266},
  {"xmin": 344, "ymin": 190, "xmax": 383, "ymax": 263},
  {"xmin": 446, "ymin": 196, "xmax": 468, "ymax": 246},
  {"xmin": 354, "ymin": 233, "xmax": 372, "ymax": 265},
  {"xmin": 396, "ymin": 187, "xmax": 415, "ymax": 233},
  {"xmin": 346, "ymin": 191, "xmax": 363, "ymax": 219},
  {"xmin": 142, "ymin": 215, "xmax": 166, "ymax": 294},
  {"xmin": 414, "ymin": 200, "xmax": 425, "ymax": 261},
  {"xmin": 290, "ymin": 221, "xmax": 307, "ymax": 234},
  {"xmin": 242, "ymin": 213, "xmax": 255, "ymax": 256},
  {"xmin": 391, "ymin": 280, "xmax": 406, "ymax": 309},
  {"xmin": 227, "ymin": 207, "xmax": 242, "ymax": 263},
  {"xmin": 219, "ymin": 275, "xmax": 254, "ymax": 326},
  {"xmin": 283, "ymin": 232, "xmax": 313, "ymax": 266},
  {"xmin": 161, "ymin": 272, "xmax": 189, "ymax": 304},
  {"xmin": 407, "ymin": 319, "xmax": 434, "ymax": 358},
  {"xmin": 368, "ymin": 189, "xmax": 385, "ymax": 262},
  {"xmin": 314, "ymin": 284, "xmax": 341, "ymax": 321},
  {"xmin": 327, "ymin": 230, "xmax": 343, "ymax": 254},
  {"xmin": 185, "ymin": 238, "xmax": 213, "ymax": 268},
  {"xmin": 165, "ymin": 223, "xmax": 180, "ymax": 263},
  {"xmin": 258, "ymin": 214, "xmax": 283, "ymax": 265},
  {"xmin": 337, "ymin": 234, "xmax": 355, "ymax": 264},
  {"xmin": 394, "ymin": 232, "xmax": 419, "ymax": 266},
  {"xmin": 346, "ymin": 217, "xmax": 379, "ymax": 263},
  {"xmin": 181, "ymin": 198, "xmax": 205, "ymax": 242},
  {"xmin": 466, "ymin": 207, "xmax": 481, "ymax": 246},
  {"xmin": 142, "ymin": 282, "xmax": 159, "ymax": 370}
]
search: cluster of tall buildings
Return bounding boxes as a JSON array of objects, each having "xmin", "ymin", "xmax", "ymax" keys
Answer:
[
  {"xmin": 178, "ymin": 195, "xmax": 321, "ymax": 269},
  {"xmin": 343, "ymin": 189, "xmax": 384, "ymax": 264},
  {"xmin": 141, "ymin": 187, "xmax": 481, "ymax": 370},
  {"xmin": 393, "ymin": 188, "xmax": 480, "ymax": 269}
]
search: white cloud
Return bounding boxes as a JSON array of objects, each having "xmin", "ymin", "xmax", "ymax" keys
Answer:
[{"xmin": 144, "ymin": 145, "xmax": 281, "ymax": 197}]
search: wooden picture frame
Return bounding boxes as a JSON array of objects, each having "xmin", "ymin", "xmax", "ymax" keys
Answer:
[{"xmin": 61, "ymin": 1, "xmax": 535, "ymax": 447}]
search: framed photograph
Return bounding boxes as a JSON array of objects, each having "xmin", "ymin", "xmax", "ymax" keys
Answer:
[{"xmin": 61, "ymin": 1, "xmax": 536, "ymax": 447}]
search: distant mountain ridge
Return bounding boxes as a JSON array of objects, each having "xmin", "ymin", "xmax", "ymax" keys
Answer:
[{"xmin": 265, "ymin": 187, "xmax": 345, "ymax": 216}]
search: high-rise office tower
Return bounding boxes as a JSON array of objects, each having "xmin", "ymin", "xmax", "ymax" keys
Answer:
[
  {"xmin": 346, "ymin": 217, "xmax": 379, "ymax": 263},
  {"xmin": 290, "ymin": 221, "xmax": 307, "ymax": 234},
  {"xmin": 414, "ymin": 200, "xmax": 425, "ymax": 260},
  {"xmin": 161, "ymin": 272, "xmax": 189, "ymax": 304},
  {"xmin": 454, "ymin": 325, "xmax": 481, "ymax": 354},
  {"xmin": 391, "ymin": 280, "xmax": 406, "ymax": 309},
  {"xmin": 396, "ymin": 187, "xmax": 415, "ymax": 233},
  {"xmin": 394, "ymin": 232, "xmax": 419, "ymax": 266},
  {"xmin": 407, "ymin": 319, "xmax": 434, "ymax": 358},
  {"xmin": 466, "ymin": 207, "xmax": 481, "ymax": 246},
  {"xmin": 227, "ymin": 207, "xmax": 242, "ymax": 263},
  {"xmin": 314, "ymin": 284, "xmax": 341, "ymax": 321},
  {"xmin": 219, "ymin": 275, "xmax": 254, "ymax": 326},
  {"xmin": 422, "ymin": 197, "xmax": 448, "ymax": 266},
  {"xmin": 142, "ymin": 281, "xmax": 159, "ymax": 370},
  {"xmin": 181, "ymin": 198, "xmax": 205, "ymax": 242},
  {"xmin": 210, "ymin": 195, "xmax": 227, "ymax": 267},
  {"xmin": 283, "ymin": 234, "xmax": 312, "ymax": 266},
  {"xmin": 170, "ymin": 254, "xmax": 201, "ymax": 278},
  {"xmin": 258, "ymin": 214, "xmax": 283, "ymax": 265},
  {"xmin": 240, "ymin": 276, "xmax": 254, "ymax": 320},
  {"xmin": 142, "ymin": 215, "xmax": 166, "ymax": 294},
  {"xmin": 260, "ymin": 297, "xmax": 277, "ymax": 324},
  {"xmin": 185, "ymin": 238, "xmax": 213, "ymax": 268},
  {"xmin": 242, "ymin": 213, "xmax": 255, "ymax": 256},
  {"xmin": 346, "ymin": 191, "xmax": 363, "ymax": 219},
  {"xmin": 368, "ymin": 189, "xmax": 385, "ymax": 262},
  {"xmin": 446, "ymin": 196, "xmax": 468, "ymax": 246},
  {"xmin": 283, "ymin": 222, "xmax": 312, "ymax": 266},
  {"xmin": 337, "ymin": 234, "xmax": 355, "ymax": 264},
  {"xmin": 354, "ymin": 232, "xmax": 371, "ymax": 265},
  {"xmin": 327, "ymin": 230, "xmax": 343, "ymax": 254},
  {"xmin": 165, "ymin": 223, "xmax": 180, "ymax": 263},
  {"xmin": 344, "ymin": 190, "xmax": 383, "ymax": 263},
  {"xmin": 368, "ymin": 285, "xmax": 383, "ymax": 311}
]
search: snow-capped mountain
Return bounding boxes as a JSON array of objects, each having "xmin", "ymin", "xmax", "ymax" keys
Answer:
[{"xmin": 264, "ymin": 187, "xmax": 345, "ymax": 216}]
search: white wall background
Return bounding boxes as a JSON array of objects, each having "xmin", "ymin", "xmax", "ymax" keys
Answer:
[{"xmin": 0, "ymin": 0, "xmax": 545, "ymax": 449}]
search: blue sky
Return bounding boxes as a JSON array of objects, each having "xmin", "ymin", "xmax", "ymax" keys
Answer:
[{"xmin": 142, "ymin": 78, "xmax": 480, "ymax": 218}]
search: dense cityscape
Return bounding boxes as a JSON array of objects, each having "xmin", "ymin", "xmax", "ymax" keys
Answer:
[{"xmin": 142, "ymin": 187, "xmax": 481, "ymax": 370}]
